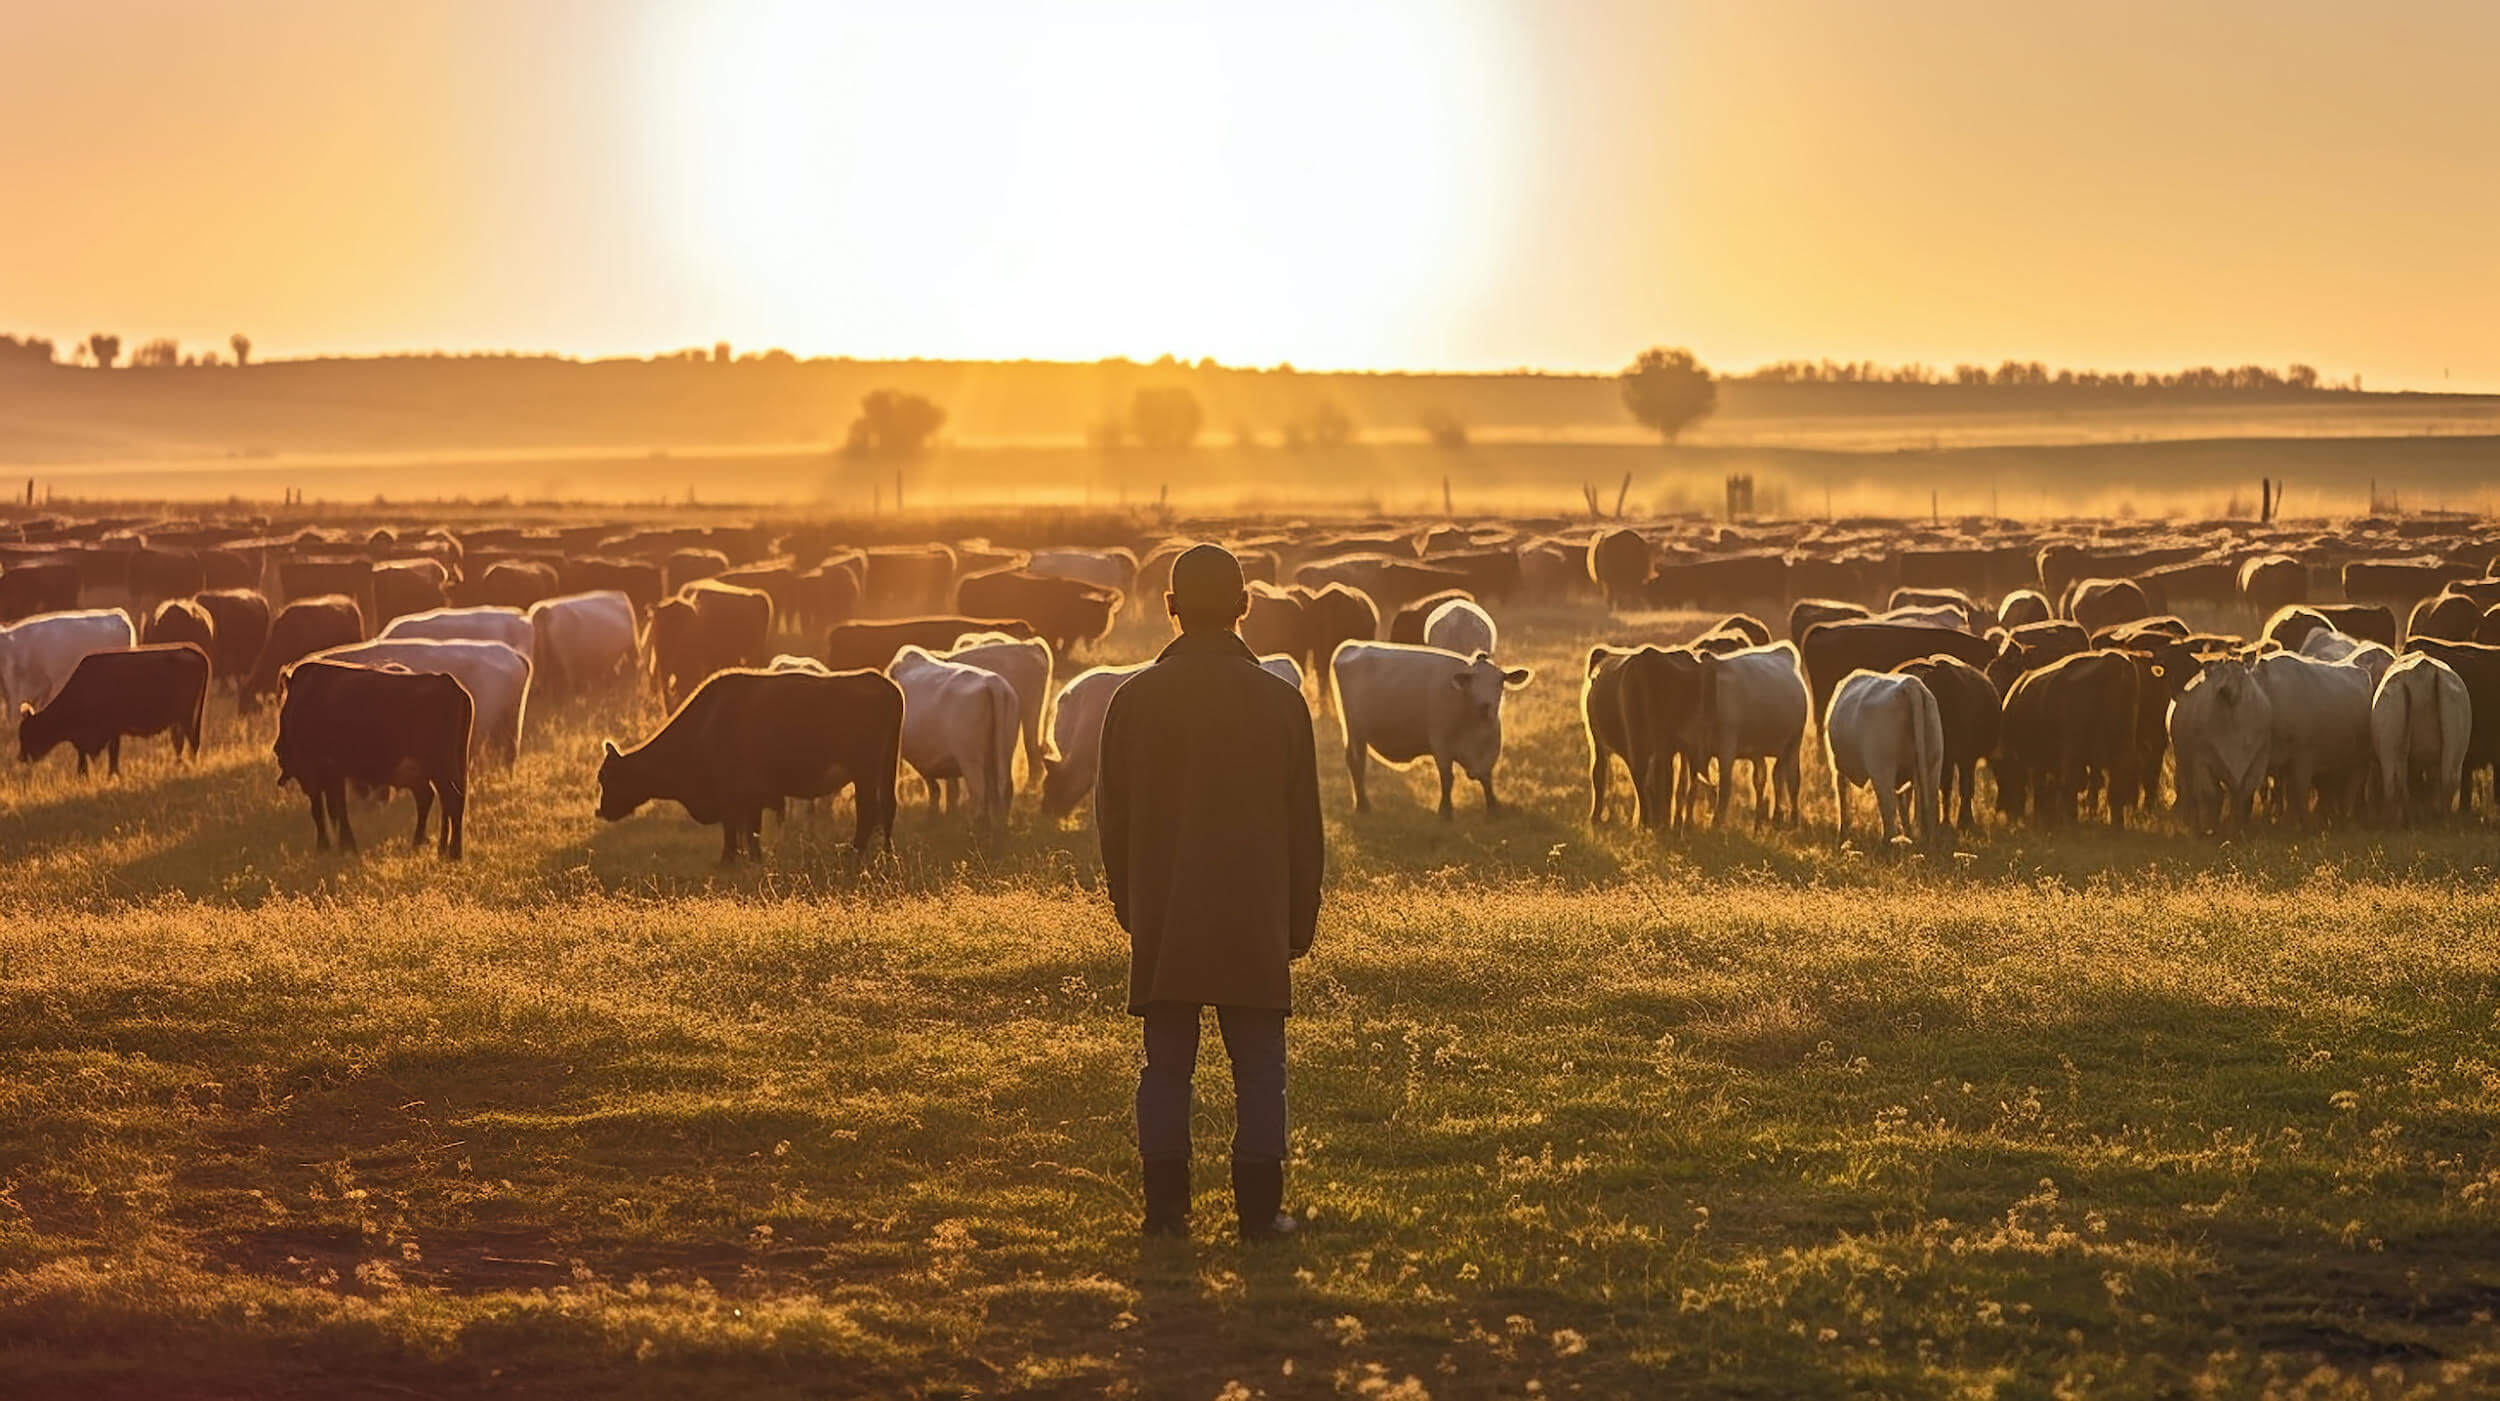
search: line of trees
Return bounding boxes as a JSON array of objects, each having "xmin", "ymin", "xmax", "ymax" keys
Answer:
[{"xmin": 1741, "ymin": 357, "xmax": 2352, "ymax": 392}]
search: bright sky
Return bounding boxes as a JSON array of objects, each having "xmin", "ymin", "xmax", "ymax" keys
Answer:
[{"xmin": 7, "ymin": 0, "xmax": 2494, "ymax": 388}]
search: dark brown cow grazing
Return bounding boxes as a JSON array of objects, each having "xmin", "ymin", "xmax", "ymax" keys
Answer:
[
  {"xmin": 241, "ymin": 595, "xmax": 365, "ymax": 712},
  {"xmin": 193, "ymin": 588, "xmax": 271, "ymax": 686},
  {"xmin": 2262, "ymin": 605, "xmax": 2336, "ymax": 653},
  {"xmin": 1, "ymin": 561, "xmax": 82, "ymax": 621},
  {"xmin": 127, "ymin": 547, "xmax": 206, "ymax": 607},
  {"xmin": 2238, "ymin": 555, "xmax": 2306, "ymax": 617},
  {"xmin": 1707, "ymin": 613, "xmax": 1774, "ymax": 648},
  {"xmin": 598, "ymin": 667, "xmax": 903, "ymax": 861},
  {"xmin": 463, "ymin": 559, "xmax": 560, "ymax": 609},
  {"xmin": 1291, "ymin": 583, "xmax": 1379, "ymax": 712},
  {"xmin": 559, "ymin": 557, "xmax": 665, "ymax": 615},
  {"xmin": 1993, "ymin": 650, "xmax": 2140, "ymax": 826},
  {"xmin": 2408, "ymin": 592, "xmax": 2482, "ymax": 643},
  {"xmin": 144, "ymin": 597, "xmax": 216, "ymax": 655},
  {"xmin": 862, "ymin": 544, "xmax": 959, "ymax": 614},
  {"xmin": 372, "ymin": 563, "xmax": 449, "ymax": 628},
  {"xmin": 1387, "ymin": 589, "xmax": 1478, "ymax": 645},
  {"xmin": 2343, "ymin": 560, "xmax": 2456, "ymax": 613},
  {"xmin": 666, "ymin": 547, "xmax": 732, "ymax": 594},
  {"xmin": 1240, "ymin": 582, "xmax": 1307, "ymax": 660},
  {"xmin": 1583, "ymin": 644, "xmax": 1712, "ymax": 827},
  {"xmin": 18, "ymin": 644, "xmax": 209, "ymax": 776},
  {"xmin": 279, "ymin": 556, "xmax": 372, "ymax": 607},
  {"xmin": 1987, "ymin": 619, "xmax": 2092, "ymax": 696},
  {"xmin": 2063, "ymin": 577, "xmax": 2153, "ymax": 634},
  {"xmin": 1788, "ymin": 598, "xmax": 1869, "ymax": 642},
  {"xmin": 821, "ymin": 616, "xmax": 1038, "ymax": 673},
  {"xmin": 1894, "ymin": 654, "xmax": 2000, "ymax": 830},
  {"xmin": 650, "ymin": 581, "xmax": 775, "ymax": 708},
  {"xmin": 1587, "ymin": 529, "xmax": 1651, "ymax": 608},
  {"xmin": 274, "ymin": 659, "xmax": 471, "ymax": 858},
  {"xmin": 2311, "ymin": 603, "xmax": 2397, "ymax": 647},
  {"xmin": 1996, "ymin": 589, "xmax": 2053, "ymax": 630},
  {"xmin": 956, "ymin": 569, "xmax": 1121, "ymax": 654},
  {"xmin": 1888, "ymin": 587, "xmax": 1980, "ymax": 631},
  {"xmin": 1797, "ymin": 619, "xmax": 1997, "ymax": 724}
]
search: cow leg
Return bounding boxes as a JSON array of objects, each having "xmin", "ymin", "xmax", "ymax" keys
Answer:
[
  {"xmin": 1781, "ymin": 744, "xmax": 1803, "ymax": 826},
  {"xmin": 1750, "ymin": 757, "xmax": 1768, "ymax": 826},
  {"xmin": 442, "ymin": 781, "xmax": 465, "ymax": 860},
  {"xmin": 1873, "ymin": 772, "xmax": 1901, "ymax": 844},
  {"xmin": 412, "ymin": 784, "xmax": 434, "ymax": 849},
  {"xmin": 1711, "ymin": 751, "xmax": 1733, "ymax": 828},
  {"xmin": 106, "ymin": 736, "xmax": 123, "ymax": 778},
  {"xmin": 1589, "ymin": 748, "xmax": 1611, "ymax": 825},
  {"xmin": 1479, "ymin": 773, "xmax": 1499, "ymax": 818},
  {"xmin": 330, "ymin": 779, "xmax": 358, "ymax": 854},
  {"xmin": 74, "ymin": 748, "xmax": 89, "ymax": 778},
  {"xmin": 1345, "ymin": 732, "xmax": 1371, "ymax": 813},
  {"xmin": 1435, "ymin": 758, "xmax": 1456, "ymax": 820},
  {"xmin": 718, "ymin": 821, "xmax": 740, "ymax": 863},
  {"xmin": 308, "ymin": 787, "xmax": 331, "ymax": 851},
  {"xmin": 1832, "ymin": 770, "xmax": 1849, "ymax": 844}
]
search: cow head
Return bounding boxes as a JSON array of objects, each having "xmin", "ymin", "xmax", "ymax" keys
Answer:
[
  {"xmin": 1443, "ymin": 657, "xmax": 1532, "ymax": 776},
  {"xmin": 594, "ymin": 739, "xmax": 645, "ymax": 820},
  {"xmin": 1038, "ymin": 752, "xmax": 1089, "ymax": 819}
]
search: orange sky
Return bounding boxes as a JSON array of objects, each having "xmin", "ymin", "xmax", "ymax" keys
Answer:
[{"xmin": 7, "ymin": 1, "xmax": 2494, "ymax": 389}]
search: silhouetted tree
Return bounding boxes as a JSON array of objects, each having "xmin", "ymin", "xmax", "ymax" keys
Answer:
[
  {"xmin": 1284, "ymin": 400, "xmax": 1352, "ymax": 451},
  {"xmin": 129, "ymin": 338, "xmax": 180, "ymax": 368},
  {"xmin": 843, "ymin": 389, "xmax": 945, "ymax": 459},
  {"xmin": 1421, "ymin": 409, "xmax": 1468, "ymax": 450},
  {"xmin": 0, "ymin": 335, "xmax": 54, "ymax": 368},
  {"xmin": 229, "ymin": 333, "xmax": 251, "ymax": 366},
  {"xmin": 713, "ymin": 341, "xmax": 731, "ymax": 364},
  {"xmin": 86, "ymin": 333, "xmax": 121, "ymax": 370},
  {"xmin": 1619, "ymin": 347, "xmax": 1717, "ymax": 445},
  {"xmin": 1129, "ymin": 386, "xmax": 1203, "ymax": 450}
]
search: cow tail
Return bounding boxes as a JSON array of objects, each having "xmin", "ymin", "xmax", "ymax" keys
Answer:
[
  {"xmin": 188, "ymin": 657, "xmax": 209, "ymax": 757},
  {"xmin": 1910, "ymin": 680, "xmax": 1944, "ymax": 842}
]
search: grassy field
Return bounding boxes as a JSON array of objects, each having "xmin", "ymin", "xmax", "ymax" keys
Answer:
[{"xmin": 4, "ymin": 600, "xmax": 2498, "ymax": 1398}]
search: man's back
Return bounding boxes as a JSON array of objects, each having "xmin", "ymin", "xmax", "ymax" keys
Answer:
[{"xmin": 1098, "ymin": 629, "xmax": 1323, "ymax": 1014}]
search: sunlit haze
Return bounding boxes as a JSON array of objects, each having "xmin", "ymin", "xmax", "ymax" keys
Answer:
[{"xmin": 9, "ymin": 0, "xmax": 2496, "ymax": 388}]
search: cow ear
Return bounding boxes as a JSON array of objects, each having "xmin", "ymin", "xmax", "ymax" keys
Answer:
[
  {"xmin": 15, "ymin": 702, "xmax": 28, "ymax": 719},
  {"xmin": 601, "ymin": 740, "xmax": 620, "ymax": 760},
  {"xmin": 1504, "ymin": 666, "xmax": 1534, "ymax": 688}
]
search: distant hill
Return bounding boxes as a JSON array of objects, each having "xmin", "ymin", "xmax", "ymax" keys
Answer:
[{"xmin": 3, "ymin": 354, "xmax": 2494, "ymax": 465}]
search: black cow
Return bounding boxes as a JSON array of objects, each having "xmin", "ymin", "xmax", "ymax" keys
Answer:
[
  {"xmin": 193, "ymin": 588, "xmax": 272, "ymax": 687},
  {"xmin": 18, "ymin": 644, "xmax": 209, "ymax": 776},
  {"xmin": 598, "ymin": 668, "xmax": 903, "ymax": 861},
  {"xmin": 241, "ymin": 595, "xmax": 365, "ymax": 712},
  {"xmin": 956, "ymin": 569, "xmax": 1122, "ymax": 655},
  {"xmin": 274, "ymin": 659, "xmax": 472, "ymax": 858},
  {"xmin": 1798, "ymin": 618, "xmax": 1996, "ymax": 724}
]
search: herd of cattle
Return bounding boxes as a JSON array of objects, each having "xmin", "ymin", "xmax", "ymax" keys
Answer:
[{"xmin": 6, "ymin": 508, "xmax": 2500, "ymax": 860}]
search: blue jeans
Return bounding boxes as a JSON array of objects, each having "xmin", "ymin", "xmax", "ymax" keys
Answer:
[{"xmin": 1137, "ymin": 1004, "xmax": 1287, "ymax": 1163}]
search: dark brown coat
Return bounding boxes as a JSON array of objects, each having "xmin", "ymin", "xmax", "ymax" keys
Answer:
[
  {"xmin": 193, "ymin": 588, "xmax": 271, "ymax": 684},
  {"xmin": 1797, "ymin": 618, "xmax": 1997, "ymax": 723},
  {"xmin": 1894, "ymin": 654, "xmax": 2000, "ymax": 830},
  {"xmin": 649, "ymin": 580, "xmax": 776, "ymax": 708},
  {"xmin": 274, "ymin": 659, "xmax": 472, "ymax": 858},
  {"xmin": 1387, "ymin": 589, "xmax": 1478, "ymax": 645},
  {"xmin": 1240, "ymin": 582, "xmax": 1308, "ymax": 659},
  {"xmin": 1993, "ymin": 649, "xmax": 2140, "ymax": 826},
  {"xmin": 143, "ymin": 597, "xmax": 216, "ymax": 655},
  {"xmin": 1290, "ymin": 583, "xmax": 1378, "ymax": 711},
  {"xmin": 241, "ymin": 595, "xmax": 365, "ymax": 711},
  {"xmin": 18, "ymin": 643, "xmax": 209, "ymax": 776},
  {"xmin": 1588, "ymin": 529, "xmax": 1651, "ymax": 608},
  {"xmin": 598, "ymin": 667, "xmax": 903, "ymax": 861},
  {"xmin": 956, "ymin": 569, "xmax": 1122, "ymax": 654},
  {"xmin": 1099, "ymin": 630, "xmax": 1323, "ymax": 1015}
]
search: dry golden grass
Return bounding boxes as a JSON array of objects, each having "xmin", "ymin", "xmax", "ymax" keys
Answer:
[{"xmin": 3, "ymin": 599, "xmax": 2497, "ymax": 1397}]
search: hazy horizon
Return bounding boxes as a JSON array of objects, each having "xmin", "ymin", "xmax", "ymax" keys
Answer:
[{"xmin": 12, "ymin": 1, "xmax": 2497, "ymax": 392}]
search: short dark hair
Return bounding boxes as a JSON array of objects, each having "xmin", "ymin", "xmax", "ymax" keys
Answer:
[{"xmin": 1167, "ymin": 543, "xmax": 1246, "ymax": 627}]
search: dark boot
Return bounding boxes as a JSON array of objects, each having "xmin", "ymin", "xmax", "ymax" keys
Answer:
[
  {"xmin": 1232, "ymin": 1157, "xmax": 1297, "ymax": 1243},
  {"xmin": 1142, "ymin": 1156, "xmax": 1190, "ymax": 1238}
]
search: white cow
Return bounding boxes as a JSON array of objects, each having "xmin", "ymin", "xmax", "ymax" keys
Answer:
[
  {"xmin": 888, "ymin": 645, "xmax": 1019, "ymax": 827},
  {"xmin": 0, "ymin": 609, "xmax": 135, "ymax": 716},
  {"xmin": 383, "ymin": 605, "xmax": 534, "ymax": 657},
  {"xmin": 1026, "ymin": 548, "xmax": 1139, "ymax": 596},
  {"xmin": 2252, "ymin": 651, "xmax": 2375, "ymax": 823},
  {"xmin": 2298, "ymin": 629, "xmax": 2394, "ymax": 686},
  {"xmin": 940, "ymin": 631, "xmax": 1055, "ymax": 784},
  {"xmin": 1696, "ymin": 642, "xmax": 1809, "ymax": 827},
  {"xmin": 1823, "ymin": 669, "xmax": 1943, "ymax": 846},
  {"xmin": 2167, "ymin": 656, "xmax": 2273, "ymax": 834},
  {"xmin": 1039, "ymin": 653, "xmax": 1302, "ymax": 817},
  {"xmin": 2371, "ymin": 652, "xmax": 2471, "ymax": 822},
  {"xmin": 1332, "ymin": 641, "xmax": 1533, "ymax": 819},
  {"xmin": 1422, "ymin": 598, "xmax": 1498, "ymax": 658},
  {"xmin": 526, "ymin": 591, "xmax": 638, "ymax": 698},
  {"xmin": 311, "ymin": 638, "xmax": 534, "ymax": 764}
]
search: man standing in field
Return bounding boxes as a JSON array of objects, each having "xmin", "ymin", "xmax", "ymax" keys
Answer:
[{"xmin": 1098, "ymin": 543, "xmax": 1325, "ymax": 1242}]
